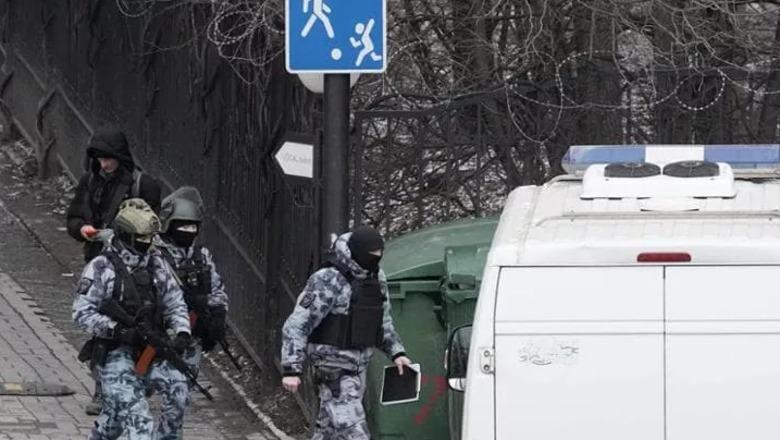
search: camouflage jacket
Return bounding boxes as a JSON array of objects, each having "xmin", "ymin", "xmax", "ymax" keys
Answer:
[
  {"xmin": 72, "ymin": 242, "xmax": 191, "ymax": 339},
  {"xmin": 281, "ymin": 232, "xmax": 406, "ymax": 375},
  {"xmin": 155, "ymin": 237, "xmax": 229, "ymax": 311}
]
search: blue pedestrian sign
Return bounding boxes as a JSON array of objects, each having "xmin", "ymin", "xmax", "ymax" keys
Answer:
[{"xmin": 286, "ymin": 0, "xmax": 386, "ymax": 73}]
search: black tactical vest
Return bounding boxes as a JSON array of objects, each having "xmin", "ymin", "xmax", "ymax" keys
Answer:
[
  {"xmin": 309, "ymin": 259, "xmax": 385, "ymax": 349},
  {"xmin": 161, "ymin": 246, "xmax": 211, "ymax": 338},
  {"xmin": 103, "ymin": 251, "xmax": 161, "ymax": 329},
  {"xmin": 162, "ymin": 246, "xmax": 211, "ymax": 313}
]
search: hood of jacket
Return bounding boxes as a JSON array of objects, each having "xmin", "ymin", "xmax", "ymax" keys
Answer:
[
  {"xmin": 328, "ymin": 232, "xmax": 373, "ymax": 279},
  {"xmin": 85, "ymin": 128, "xmax": 135, "ymax": 174}
]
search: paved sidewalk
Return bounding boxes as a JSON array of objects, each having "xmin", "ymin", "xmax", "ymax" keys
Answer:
[
  {"xmin": 0, "ymin": 267, "xmax": 255, "ymax": 439},
  {"xmin": 0, "ymin": 146, "xmax": 287, "ymax": 439},
  {"xmin": 0, "ymin": 269, "xmax": 94, "ymax": 438}
]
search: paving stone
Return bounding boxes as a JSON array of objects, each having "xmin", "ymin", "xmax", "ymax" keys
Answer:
[
  {"xmin": 0, "ymin": 246, "xmax": 239, "ymax": 439},
  {"xmin": 0, "ymin": 160, "xmax": 278, "ymax": 439}
]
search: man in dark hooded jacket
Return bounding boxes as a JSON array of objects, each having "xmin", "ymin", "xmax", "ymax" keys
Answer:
[
  {"xmin": 65, "ymin": 127, "xmax": 162, "ymax": 416},
  {"xmin": 66, "ymin": 128, "xmax": 161, "ymax": 263}
]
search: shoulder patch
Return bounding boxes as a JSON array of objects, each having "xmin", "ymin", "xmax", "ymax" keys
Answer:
[
  {"xmin": 75, "ymin": 278, "xmax": 93, "ymax": 296},
  {"xmin": 299, "ymin": 292, "xmax": 316, "ymax": 308}
]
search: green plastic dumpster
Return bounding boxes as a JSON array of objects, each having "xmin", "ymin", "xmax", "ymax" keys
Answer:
[
  {"xmin": 441, "ymin": 243, "xmax": 491, "ymax": 440},
  {"xmin": 365, "ymin": 217, "xmax": 498, "ymax": 440}
]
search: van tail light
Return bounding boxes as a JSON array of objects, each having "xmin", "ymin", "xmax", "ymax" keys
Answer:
[{"xmin": 637, "ymin": 252, "xmax": 691, "ymax": 263}]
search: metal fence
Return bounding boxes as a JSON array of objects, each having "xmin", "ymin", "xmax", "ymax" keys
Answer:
[{"xmin": 0, "ymin": 1, "xmax": 321, "ymax": 396}]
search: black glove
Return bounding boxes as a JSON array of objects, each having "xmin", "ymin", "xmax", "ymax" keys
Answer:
[
  {"xmin": 189, "ymin": 295, "xmax": 209, "ymax": 313},
  {"xmin": 207, "ymin": 308, "xmax": 227, "ymax": 343},
  {"xmin": 114, "ymin": 324, "xmax": 142, "ymax": 347},
  {"xmin": 173, "ymin": 332, "xmax": 191, "ymax": 355}
]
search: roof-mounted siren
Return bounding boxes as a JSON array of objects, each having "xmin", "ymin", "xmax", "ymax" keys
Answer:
[
  {"xmin": 662, "ymin": 161, "xmax": 720, "ymax": 178},
  {"xmin": 604, "ymin": 162, "xmax": 661, "ymax": 178},
  {"xmin": 560, "ymin": 145, "xmax": 780, "ymax": 199},
  {"xmin": 562, "ymin": 144, "xmax": 780, "ymax": 175}
]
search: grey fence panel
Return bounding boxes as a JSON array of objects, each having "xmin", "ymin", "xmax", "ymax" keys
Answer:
[{"xmin": 0, "ymin": 2, "xmax": 319, "ymax": 419}]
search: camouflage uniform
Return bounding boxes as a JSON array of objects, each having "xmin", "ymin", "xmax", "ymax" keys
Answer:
[
  {"xmin": 73, "ymin": 244, "xmax": 192, "ymax": 440},
  {"xmin": 281, "ymin": 233, "xmax": 406, "ymax": 440},
  {"xmin": 155, "ymin": 237, "xmax": 228, "ymax": 436}
]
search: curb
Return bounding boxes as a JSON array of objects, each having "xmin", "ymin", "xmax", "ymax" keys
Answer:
[{"xmin": 206, "ymin": 356, "xmax": 300, "ymax": 440}]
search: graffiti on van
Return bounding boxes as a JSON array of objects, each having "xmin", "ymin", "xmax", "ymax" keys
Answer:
[{"xmin": 518, "ymin": 339, "xmax": 580, "ymax": 366}]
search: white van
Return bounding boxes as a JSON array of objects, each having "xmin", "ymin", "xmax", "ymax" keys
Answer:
[{"xmin": 445, "ymin": 145, "xmax": 780, "ymax": 440}]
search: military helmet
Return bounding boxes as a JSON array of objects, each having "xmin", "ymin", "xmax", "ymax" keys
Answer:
[
  {"xmin": 160, "ymin": 186, "xmax": 204, "ymax": 233},
  {"xmin": 113, "ymin": 198, "xmax": 161, "ymax": 236}
]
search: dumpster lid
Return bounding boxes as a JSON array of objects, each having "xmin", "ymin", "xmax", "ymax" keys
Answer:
[
  {"xmin": 383, "ymin": 217, "xmax": 499, "ymax": 281},
  {"xmin": 445, "ymin": 244, "xmax": 490, "ymax": 287},
  {"xmin": 443, "ymin": 244, "xmax": 491, "ymax": 302}
]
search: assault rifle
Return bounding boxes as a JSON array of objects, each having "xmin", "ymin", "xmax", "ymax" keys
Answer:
[
  {"xmin": 162, "ymin": 255, "xmax": 243, "ymax": 372},
  {"xmin": 100, "ymin": 298, "xmax": 214, "ymax": 401}
]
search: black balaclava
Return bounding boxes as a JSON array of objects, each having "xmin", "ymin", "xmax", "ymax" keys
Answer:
[
  {"xmin": 348, "ymin": 226, "xmax": 385, "ymax": 273},
  {"xmin": 166, "ymin": 220, "xmax": 199, "ymax": 249},
  {"xmin": 117, "ymin": 232, "xmax": 153, "ymax": 256}
]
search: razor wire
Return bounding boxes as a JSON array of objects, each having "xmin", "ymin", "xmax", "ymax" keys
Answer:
[{"xmin": 114, "ymin": 0, "xmax": 780, "ymax": 115}]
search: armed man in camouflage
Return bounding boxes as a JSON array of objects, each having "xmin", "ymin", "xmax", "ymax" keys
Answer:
[
  {"xmin": 154, "ymin": 187, "xmax": 229, "ymax": 438},
  {"xmin": 65, "ymin": 127, "xmax": 163, "ymax": 416},
  {"xmin": 281, "ymin": 226, "xmax": 412, "ymax": 440},
  {"xmin": 72, "ymin": 198, "xmax": 192, "ymax": 440}
]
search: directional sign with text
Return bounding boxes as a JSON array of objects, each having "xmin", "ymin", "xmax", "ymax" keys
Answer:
[
  {"xmin": 275, "ymin": 140, "xmax": 314, "ymax": 179},
  {"xmin": 286, "ymin": 0, "xmax": 386, "ymax": 73}
]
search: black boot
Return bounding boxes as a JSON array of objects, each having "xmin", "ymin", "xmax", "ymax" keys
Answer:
[{"xmin": 85, "ymin": 382, "xmax": 103, "ymax": 416}]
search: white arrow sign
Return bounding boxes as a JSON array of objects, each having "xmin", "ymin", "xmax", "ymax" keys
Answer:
[{"xmin": 275, "ymin": 141, "xmax": 314, "ymax": 179}]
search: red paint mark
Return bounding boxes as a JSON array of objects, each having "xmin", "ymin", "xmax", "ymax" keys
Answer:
[{"xmin": 413, "ymin": 375, "xmax": 447, "ymax": 425}]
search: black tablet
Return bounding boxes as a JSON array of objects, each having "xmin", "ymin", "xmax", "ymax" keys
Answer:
[{"xmin": 380, "ymin": 363, "xmax": 421, "ymax": 405}]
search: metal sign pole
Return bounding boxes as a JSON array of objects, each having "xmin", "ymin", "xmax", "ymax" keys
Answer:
[
  {"xmin": 286, "ymin": 0, "xmax": 386, "ymax": 250},
  {"xmin": 321, "ymin": 73, "xmax": 350, "ymax": 249}
]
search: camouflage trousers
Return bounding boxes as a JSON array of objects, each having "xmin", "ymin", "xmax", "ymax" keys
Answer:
[
  {"xmin": 89, "ymin": 346, "xmax": 190, "ymax": 440},
  {"xmin": 180, "ymin": 337, "xmax": 203, "ymax": 379},
  {"xmin": 312, "ymin": 369, "xmax": 370, "ymax": 440},
  {"xmin": 152, "ymin": 338, "xmax": 202, "ymax": 440}
]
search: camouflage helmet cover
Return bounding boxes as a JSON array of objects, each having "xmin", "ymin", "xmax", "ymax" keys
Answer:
[
  {"xmin": 113, "ymin": 198, "xmax": 161, "ymax": 236},
  {"xmin": 160, "ymin": 186, "xmax": 205, "ymax": 233}
]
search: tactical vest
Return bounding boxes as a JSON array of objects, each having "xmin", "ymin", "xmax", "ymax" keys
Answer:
[
  {"xmin": 104, "ymin": 251, "xmax": 162, "ymax": 324},
  {"xmin": 162, "ymin": 246, "xmax": 211, "ymax": 310},
  {"xmin": 309, "ymin": 259, "xmax": 385, "ymax": 349},
  {"xmin": 161, "ymin": 246, "xmax": 211, "ymax": 337}
]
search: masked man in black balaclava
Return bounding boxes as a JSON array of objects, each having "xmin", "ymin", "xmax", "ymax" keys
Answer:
[
  {"xmin": 280, "ymin": 226, "xmax": 412, "ymax": 440},
  {"xmin": 154, "ymin": 187, "xmax": 229, "ymax": 439},
  {"xmin": 72, "ymin": 198, "xmax": 192, "ymax": 439}
]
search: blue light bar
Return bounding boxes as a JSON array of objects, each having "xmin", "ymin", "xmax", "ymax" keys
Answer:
[
  {"xmin": 704, "ymin": 145, "xmax": 780, "ymax": 169},
  {"xmin": 561, "ymin": 144, "xmax": 780, "ymax": 174},
  {"xmin": 561, "ymin": 145, "xmax": 645, "ymax": 174}
]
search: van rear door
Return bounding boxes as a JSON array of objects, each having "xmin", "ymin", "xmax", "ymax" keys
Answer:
[
  {"xmin": 494, "ymin": 267, "xmax": 665, "ymax": 440},
  {"xmin": 665, "ymin": 266, "xmax": 780, "ymax": 440}
]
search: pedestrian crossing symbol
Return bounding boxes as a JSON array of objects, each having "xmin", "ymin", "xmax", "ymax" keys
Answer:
[{"xmin": 286, "ymin": 0, "xmax": 386, "ymax": 73}]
